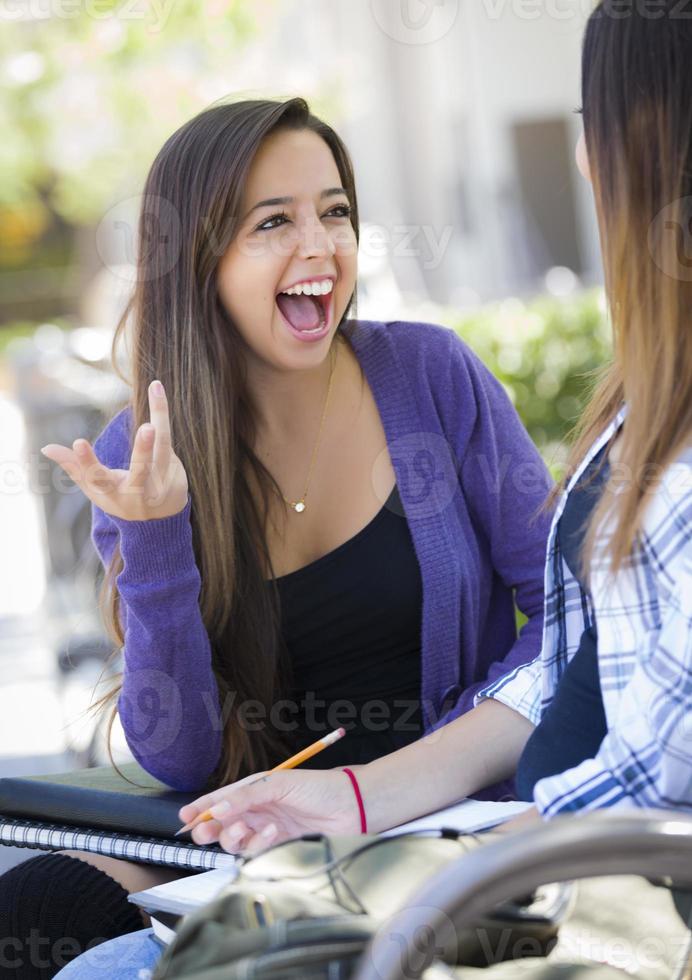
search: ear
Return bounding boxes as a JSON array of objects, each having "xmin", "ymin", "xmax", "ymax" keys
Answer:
[{"xmin": 576, "ymin": 131, "xmax": 592, "ymax": 184}]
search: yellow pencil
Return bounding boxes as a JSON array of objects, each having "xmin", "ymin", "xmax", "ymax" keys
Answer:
[{"xmin": 175, "ymin": 727, "xmax": 346, "ymax": 836}]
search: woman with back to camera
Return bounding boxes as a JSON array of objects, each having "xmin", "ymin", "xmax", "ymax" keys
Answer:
[{"xmin": 0, "ymin": 98, "xmax": 551, "ymax": 976}]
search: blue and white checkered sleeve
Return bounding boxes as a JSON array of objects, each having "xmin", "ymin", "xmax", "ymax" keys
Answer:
[
  {"xmin": 534, "ymin": 526, "xmax": 692, "ymax": 819},
  {"xmin": 473, "ymin": 656, "xmax": 543, "ymax": 725}
]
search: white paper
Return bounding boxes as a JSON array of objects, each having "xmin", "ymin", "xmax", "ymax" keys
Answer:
[
  {"xmin": 129, "ymin": 865, "xmax": 240, "ymax": 916},
  {"xmin": 383, "ymin": 799, "xmax": 530, "ymax": 836},
  {"xmin": 150, "ymin": 916, "xmax": 177, "ymax": 945}
]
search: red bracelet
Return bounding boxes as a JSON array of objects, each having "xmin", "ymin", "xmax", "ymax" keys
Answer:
[{"xmin": 343, "ymin": 767, "xmax": 367, "ymax": 834}]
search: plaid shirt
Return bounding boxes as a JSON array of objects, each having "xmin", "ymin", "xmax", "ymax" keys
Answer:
[{"xmin": 476, "ymin": 407, "xmax": 692, "ymax": 817}]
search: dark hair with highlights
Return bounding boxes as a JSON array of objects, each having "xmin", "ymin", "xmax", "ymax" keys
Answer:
[{"xmin": 556, "ymin": 1, "xmax": 692, "ymax": 572}]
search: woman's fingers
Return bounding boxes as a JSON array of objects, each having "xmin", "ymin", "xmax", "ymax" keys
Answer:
[
  {"xmin": 218, "ymin": 819, "xmax": 254, "ymax": 853},
  {"xmin": 40, "ymin": 441, "xmax": 119, "ymax": 501},
  {"xmin": 72, "ymin": 439, "xmax": 121, "ymax": 497},
  {"xmin": 40, "ymin": 444, "xmax": 81, "ymax": 483},
  {"xmin": 190, "ymin": 816, "xmax": 269, "ymax": 853},
  {"xmin": 239, "ymin": 822, "xmax": 280, "ymax": 856},
  {"xmin": 178, "ymin": 802, "xmax": 198, "ymax": 824},
  {"xmin": 148, "ymin": 379, "xmax": 172, "ymax": 481},
  {"xmin": 190, "ymin": 818, "xmax": 223, "ymax": 846},
  {"xmin": 126, "ymin": 423, "xmax": 155, "ymax": 491},
  {"xmin": 178, "ymin": 772, "xmax": 271, "ymax": 825},
  {"xmin": 214, "ymin": 818, "xmax": 279, "ymax": 855},
  {"xmin": 124, "ymin": 380, "xmax": 171, "ymax": 500}
]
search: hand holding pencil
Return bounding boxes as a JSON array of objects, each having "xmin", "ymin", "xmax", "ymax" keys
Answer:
[{"xmin": 176, "ymin": 728, "xmax": 356, "ymax": 852}]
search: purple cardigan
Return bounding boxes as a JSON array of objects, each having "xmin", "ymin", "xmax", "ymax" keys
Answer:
[{"xmin": 91, "ymin": 320, "xmax": 553, "ymax": 792}]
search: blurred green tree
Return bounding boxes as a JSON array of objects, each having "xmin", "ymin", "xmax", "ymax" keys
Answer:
[
  {"xmin": 0, "ymin": 1, "xmax": 273, "ymax": 321},
  {"xmin": 446, "ymin": 289, "xmax": 612, "ymax": 471},
  {"xmin": 0, "ymin": 0, "xmax": 270, "ymax": 240}
]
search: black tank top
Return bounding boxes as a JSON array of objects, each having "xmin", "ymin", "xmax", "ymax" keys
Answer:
[{"xmin": 270, "ymin": 485, "xmax": 425, "ymax": 767}]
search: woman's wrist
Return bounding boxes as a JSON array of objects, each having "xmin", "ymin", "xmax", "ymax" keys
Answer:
[
  {"xmin": 351, "ymin": 759, "xmax": 415, "ymax": 834},
  {"xmin": 342, "ymin": 767, "xmax": 367, "ymax": 833}
]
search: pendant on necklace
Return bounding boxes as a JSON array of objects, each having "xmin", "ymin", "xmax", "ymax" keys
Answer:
[{"xmin": 293, "ymin": 501, "xmax": 306, "ymax": 513}]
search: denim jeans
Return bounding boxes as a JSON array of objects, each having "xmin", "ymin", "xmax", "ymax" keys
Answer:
[{"xmin": 53, "ymin": 928, "xmax": 163, "ymax": 979}]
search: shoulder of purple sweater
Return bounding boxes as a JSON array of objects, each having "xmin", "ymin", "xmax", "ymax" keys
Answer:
[
  {"xmin": 346, "ymin": 318, "xmax": 483, "ymax": 392},
  {"xmin": 349, "ymin": 318, "xmax": 504, "ymax": 430},
  {"xmin": 350, "ymin": 318, "xmax": 469, "ymax": 359},
  {"xmin": 352, "ymin": 320, "xmax": 553, "ymax": 495}
]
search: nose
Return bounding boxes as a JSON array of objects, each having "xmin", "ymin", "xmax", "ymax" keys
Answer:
[{"xmin": 295, "ymin": 210, "xmax": 336, "ymax": 260}]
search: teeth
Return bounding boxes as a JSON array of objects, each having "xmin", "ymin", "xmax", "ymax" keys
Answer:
[{"xmin": 281, "ymin": 279, "xmax": 333, "ymax": 297}]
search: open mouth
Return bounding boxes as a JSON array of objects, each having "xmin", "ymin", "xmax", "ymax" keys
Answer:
[{"xmin": 275, "ymin": 278, "xmax": 334, "ymax": 335}]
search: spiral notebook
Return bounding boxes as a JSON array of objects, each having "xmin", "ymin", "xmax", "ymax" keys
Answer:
[{"xmin": 0, "ymin": 762, "xmax": 238, "ymax": 871}]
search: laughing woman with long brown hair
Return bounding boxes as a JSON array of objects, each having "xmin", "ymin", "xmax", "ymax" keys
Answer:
[{"xmin": 0, "ymin": 96, "xmax": 551, "ymax": 976}]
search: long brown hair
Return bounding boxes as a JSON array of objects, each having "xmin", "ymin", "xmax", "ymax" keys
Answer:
[
  {"xmin": 559, "ymin": 1, "xmax": 692, "ymax": 570},
  {"xmin": 93, "ymin": 98, "xmax": 359, "ymax": 788}
]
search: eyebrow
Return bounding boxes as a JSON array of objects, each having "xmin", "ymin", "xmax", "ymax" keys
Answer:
[{"xmin": 243, "ymin": 187, "xmax": 349, "ymax": 221}]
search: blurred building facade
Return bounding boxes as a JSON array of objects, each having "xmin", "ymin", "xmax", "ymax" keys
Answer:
[
  {"xmin": 321, "ymin": 0, "xmax": 600, "ymax": 309},
  {"xmin": 204, "ymin": 0, "xmax": 601, "ymax": 314}
]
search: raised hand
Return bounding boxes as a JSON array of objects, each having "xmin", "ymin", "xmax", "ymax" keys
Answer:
[{"xmin": 40, "ymin": 380, "xmax": 189, "ymax": 522}]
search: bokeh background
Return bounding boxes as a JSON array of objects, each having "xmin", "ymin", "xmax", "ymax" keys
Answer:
[{"xmin": 0, "ymin": 0, "xmax": 609, "ymax": 864}]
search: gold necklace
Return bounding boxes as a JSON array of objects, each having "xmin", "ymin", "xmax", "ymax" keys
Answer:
[{"xmin": 280, "ymin": 343, "xmax": 337, "ymax": 514}]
